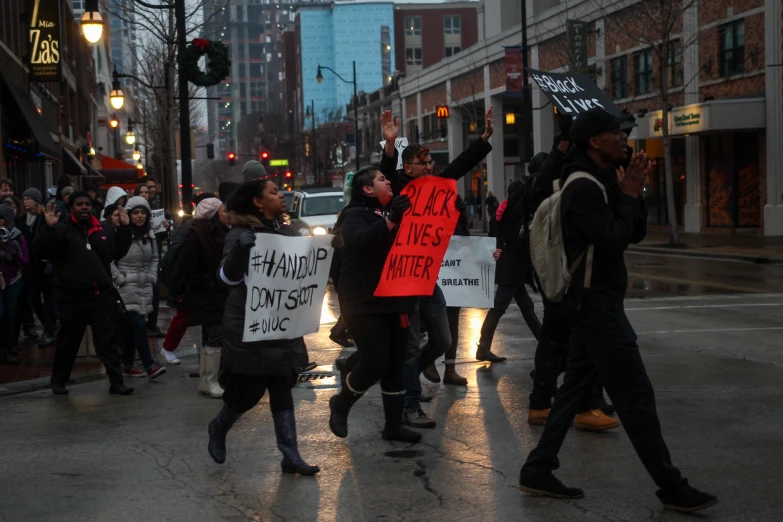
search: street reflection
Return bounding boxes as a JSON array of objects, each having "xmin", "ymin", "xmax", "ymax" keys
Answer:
[{"xmin": 320, "ymin": 287, "xmax": 338, "ymax": 325}]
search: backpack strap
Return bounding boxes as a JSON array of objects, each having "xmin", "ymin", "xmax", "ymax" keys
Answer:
[{"xmin": 561, "ymin": 172, "xmax": 608, "ymax": 290}]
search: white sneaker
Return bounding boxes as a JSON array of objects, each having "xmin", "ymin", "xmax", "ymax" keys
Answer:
[{"xmin": 161, "ymin": 348, "xmax": 180, "ymax": 365}]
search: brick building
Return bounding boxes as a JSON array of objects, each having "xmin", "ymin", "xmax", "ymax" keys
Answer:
[{"xmin": 384, "ymin": 0, "xmax": 782, "ymax": 236}]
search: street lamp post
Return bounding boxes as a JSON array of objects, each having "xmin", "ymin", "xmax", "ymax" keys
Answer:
[
  {"xmin": 306, "ymin": 100, "xmax": 317, "ymax": 184},
  {"xmin": 316, "ymin": 61, "xmax": 360, "ymax": 171}
]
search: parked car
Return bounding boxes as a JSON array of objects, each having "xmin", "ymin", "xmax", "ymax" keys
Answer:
[{"xmin": 288, "ymin": 188, "xmax": 345, "ymax": 236}]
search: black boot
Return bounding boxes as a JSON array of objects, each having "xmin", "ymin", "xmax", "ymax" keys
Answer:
[
  {"xmin": 105, "ymin": 364, "xmax": 133, "ymax": 396},
  {"xmin": 273, "ymin": 410, "xmax": 320, "ymax": 475},
  {"xmin": 328, "ymin": 383, "xmax": 363, "ymax": 438},
  {"xmin": 476, "ymin": 342, "xmax": 507, "ymax": 363},
  {"xmin": 208, "ymin": 405, "xmax": 242, "ymax": 464},
  {"xmin": 381, "ymin": 393, "xmax": 422, "ymax": 443}
]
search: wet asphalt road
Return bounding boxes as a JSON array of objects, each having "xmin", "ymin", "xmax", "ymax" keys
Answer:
[{"xmin": 0, "ymin": 253, "xmax": 781, "ymax": 522}]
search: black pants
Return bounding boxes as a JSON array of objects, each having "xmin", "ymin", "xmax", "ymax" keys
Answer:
[
  {"xmin": 520, "ymin": 299, "xmax": 684, "ymax": 491},
  {"xmin": 422, "ymin": 307, "xmax": 461, "ymax": 363},
  {"xmin": 147, "ymin": 280, "xmax": 160, "ymax": 330},
  {"xmin": 529, "ymin": 294, "xmax": 572, "ymax": 409},
  {"xmin": 342, "ymin": 313, "xmax": 408, "ymax": 393},
  {"xmin": 50, "ymin": 294, "xmax": 123, "ymax": 387},
  {"xmin": 479, "ymin": 284, "xmax": 542, "ymax": 350},
  {"xmin": 221, "ymin": 369, "xmax": 297, "ymax": 414},
  {"xmin": 330, "ymin": 315, "xmax": 348, "ymax": 337},
  {"xmin": 32, "ymin": 274, "xmax": 57, "ymax": 338}
]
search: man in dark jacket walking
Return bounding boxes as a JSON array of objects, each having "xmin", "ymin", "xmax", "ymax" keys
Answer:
[
  {"xmin": 35, "ymin": 191, "xmax": 134, "ymax": 395},
  {"xmin": 378, "ymin": 107, "xmax": 494, "ymax": 428},
  {"xmin": 518, "ymin": 109, "xmax": 717, "ymax": 513}
]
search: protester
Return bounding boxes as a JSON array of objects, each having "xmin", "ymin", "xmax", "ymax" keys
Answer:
[
  {"xmin": 0, "ymin": 203, "xmax": 29, "ymax": 363},
  {"xmin": 518, "ymin": 108, "xmax": 718, "ymax": 513},
  {"xmin": 0, "ymin": 179, "xmax": 14, "ymax": 198},
  {"xmin": 105, "ymin": 186, "xmax": 128, "ymax": 209},
  {"xmin": 207, "ymin": 180, "xmax": 318, "ymax": 475},
  {"xmin": 145, "ymin": 177, "xmax": 161, "ymax": 208},
  {"xmin": 87, "ymin": 185, "xmax": 104, "ymax": 218},
  {"xmin": 378, "ymin": 106, "xmax": 493, "ymax": 429},
  {"xmin": 5, "ymin": 194, "xmax": 37, "ymax": 342},
  {"xmin": 241, "ymin": 160, "xmax": 267, "ymax": 182},
  {"xmin": 144, "ymin": 176, "xmax": 169, "ymax": 338},
  {"xmin": 22, "ymin": 188, "xmax": 55, "ymax": 347},
  {"xmin": 485, "ymin": 191, "xmax": 500, "ymax": 237},
  {"xmin": 112, "ymin": 196, "xmax": 166, "ymax": 380},
  {"xmin": 327, "ymin": 166, "xmax": 420, "ymax": 443},
  {"xmin": 169, "ymin": 198, "xmax": 228, "ymax": 398},
  {"xmin": 54, "ymin": 175, "xmax": 73, "ymax": 220},
  {"xmin": 476, "ymin": 179, "xmax": 542, "ymax": 363},
  {"xmin": 133, "ymin": 183, "xmax": 149, "ymax": 200},
  {"xmin": 421, "ymin": 195, "xmax": 470, "ymax": 386},
  {"xmin": 35, "ymin": 191, "xmax": 133, "ymax": 395}
]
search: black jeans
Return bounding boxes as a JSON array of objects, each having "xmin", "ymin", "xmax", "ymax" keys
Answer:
[
  {"xmin": 50, "ymin": 293, "xmax": 124, "ymax": 387},
  {"xmin": 422, "ymin": 307, "xmax": 461, "ymax": 363},
  {"xmin": 479, "ymin": 284, "xmax": 542, "ymax": 350},
  {"xmin": 529, "ymin": 294, "xmax": 572, "ymax": 409},
  {"xmin": 520, "ymin": 299, "xmax": 684, "ymax": 492},
  {"xmin": 221, "ymin": 369, "xmax": 297, "ymax": 414},
  {"xmin": 342, "ymin": 313, "xmax": 408, "ymax": 394}
]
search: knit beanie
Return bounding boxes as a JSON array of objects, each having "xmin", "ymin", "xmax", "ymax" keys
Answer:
[
  {"xmin": 22, "ymin": 188, "xmax": 43, "ymax": 205},
  {"xmin": 242, "ymin": 160, "xmax": 267, "ymax": 182},
  {"xmin": 103, "ymin": 203, "xmax": 119, "ymax": 219},
  {"xmin": 0, "ymin": 204, "xmax": 16, "ymax": 227},
  {"xmin": 124, "ymin": 196, "xmax": 151, "ymax": 214},
  {"xmin": 194, "ymin": 197, "xmax": 222, "ymax": 220}
]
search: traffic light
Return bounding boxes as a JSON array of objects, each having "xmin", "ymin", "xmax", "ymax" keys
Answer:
[
  {"xmin": 206, "ymin": 143, "xmax": 214, "ymax": 159},
  {"xmin": 260, "ymin": 151, "xmax": 270, "ymax": 167},
  {"xmin": 228, "ymin": 152, "xmax": 236, "ymax": 166},
  {"xmin": 285, "ymin": 171, "xmax": 292, "ymax": 178}
]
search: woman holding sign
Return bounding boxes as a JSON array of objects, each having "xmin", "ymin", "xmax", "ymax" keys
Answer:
[
  {"xmin": 206, "ymin": 180, "xmax": 319, "ymax": 476},
  {"xmin": 327, "ymin": 166, "xmax": 421, "ymax": 443}
]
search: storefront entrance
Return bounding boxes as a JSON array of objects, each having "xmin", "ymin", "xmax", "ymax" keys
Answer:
[{"xmin": 704, "ymin": 131, "xmax": 761, "ymax": 228}]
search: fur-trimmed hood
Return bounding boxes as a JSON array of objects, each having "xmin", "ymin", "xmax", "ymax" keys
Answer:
[{"xmin": 227, "ymin": 211, "xmax": 289, "ymax": 229}]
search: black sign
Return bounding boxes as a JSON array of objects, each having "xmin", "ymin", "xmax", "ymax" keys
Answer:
[
  {"xmin": 528, "ymin": 68, "xmax": 621, "ymax": 117},
  {"xmin": 567, "ymin": 21, "xmax": 588, "ymax": 71},
  {"xmin": 29, "ymin": 0, "xmax": 62, "ymax": 82}
]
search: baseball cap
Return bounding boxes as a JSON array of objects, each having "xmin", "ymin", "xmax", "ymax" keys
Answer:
[{"xmin": 568, "ymin": 108, "xmax": 635, "ymax": 146}]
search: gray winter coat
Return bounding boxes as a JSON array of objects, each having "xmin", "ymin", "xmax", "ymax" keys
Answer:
[
  {"xmin": 112, "ymin": 230, "xmax": 158, "ymax": 316},
  {"xmin": 219, "ymin": 211, "xmax": 307, "ymax": 377}
]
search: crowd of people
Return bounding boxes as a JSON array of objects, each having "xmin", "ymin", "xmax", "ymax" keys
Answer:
[{"xmin": 1, "ymin": 104, "xmax": 717, "ymax": 514}]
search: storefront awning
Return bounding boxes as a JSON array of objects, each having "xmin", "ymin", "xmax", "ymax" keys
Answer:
[
  {"xmin": 99, "ymin": 155, "xmax": 143, "ymax": 185},
  {"xmin": 83, "ymin": 162, "xmax": 106, "ymax": 183},
  {"xmin": 63, "ymin": 148, "xmax": 87, "ymax": 176},
  {"xmin": 633, "ymin": 96, "xmax": 766, "ymax": 140},
  {"xmin": 1, "ymin": 77, "xmax": 61, "ymax": 160}
]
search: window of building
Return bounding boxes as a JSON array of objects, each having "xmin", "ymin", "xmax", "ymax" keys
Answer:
[
  {"xmin": 404, "ymin": 16, "xmax": 421, "ymax": 36},
  {"xmin": 422, "ymin": 113, "xmax": 431, "ymax": 140},
  {"xmin": 719, "ymin": 20, "xmax": 744, "ymax": 76},
  {"xmin": 408, "ymin": 120, "xmax": 418, "ymax": 141},
  {"xmin": 406, "ymin": 47, "xmax": 422, "ymax": 66},
  {"xmin": 444, "ymin": 16, "xmax": 461, "ymax": 35},
  {"xmin": 241, "ymin": 102, "xmax": 247, "ymax": 115},
  {"xmin": 251, "ymin": 82, "xmax": 264, "ymax": 97},
  {"xmin": 240, "ymin": 83, "xmax": 247, "ymax": 96},
  {"xmin": 634, "ymin": 48, "xmax": 653, "ymax": 95},
  {"xmin": 445, "ymin": 46, "xmax": 461, "ymax": 57},
  {"xmin": 249, "ymin": 43, "xmax": 263, "ymax": 59},
  {"xmin": 249, "ymin": 63, "xmax": 264, "ymax": 77},
  {"xmin": 611, "ymin": 56, "xmax": 628, "ymax": 99},
  {"xmin": 238, "ymin": 45, "xmax": 245, "ymax": 59},
  {"xmin": 666, "ymin": 40, "xmax": 683, "ymax": 87},
  {"xmin": 73, "ymin": 0, "xmax": 84, "ymax": 11}
]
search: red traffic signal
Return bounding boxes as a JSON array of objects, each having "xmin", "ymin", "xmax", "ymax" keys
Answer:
[
  {"xmin": 285, "ymin": 171, "xmax": 292, "ymax": 178},
  {"xmin": 228, "ymin": 152, "xmax": 236, "ymax": 166},
  {"xmin": 261, "ymin": 152, "xmax": 269, "ymax": 159}
]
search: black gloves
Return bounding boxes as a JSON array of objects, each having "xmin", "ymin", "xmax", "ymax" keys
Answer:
[
  {"xmin": 238, "ymin": 229, "xmax": 256, "ymax": 249},
  {"xmin": 387, "ymin": 195, "xmax": 411, "ymax": 225},
  {"xmin": 558, "ymin": 113, "xmax": 573, "ymax": 139}
]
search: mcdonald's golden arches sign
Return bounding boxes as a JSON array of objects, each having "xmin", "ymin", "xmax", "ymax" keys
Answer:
[{"xmin": 436, "ymin": 106, "xmax": 450, "ymax": 119}]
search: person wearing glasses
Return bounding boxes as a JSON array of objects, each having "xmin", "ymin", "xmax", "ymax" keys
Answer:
[{"xmin": 365, "ymin": 107, "xmax": 493, "ymax": 429}]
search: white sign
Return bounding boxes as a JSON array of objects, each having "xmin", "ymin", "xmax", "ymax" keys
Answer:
[
  {"xmin": 438, "ymin": 236, "xmax": 496, "ymax": 308},
  {"xmin": 151, "ymin": 209, "xmax": 166, "ymax": 233},
  {"xmin": 380, "ymin": 137, "xmax": 409, "ymax": 170},
  {"xmin": 243, "ymin": 235, "xmax": 334, "ymax": 341}
]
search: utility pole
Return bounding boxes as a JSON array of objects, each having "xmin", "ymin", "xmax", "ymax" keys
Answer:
[
  {"xmin": 175, "ymin": 0, "xmax": 193, "ymax": 211},
  {"xmin": 520, "ymin": 0, "xmax": 532, "ymax": 166}
]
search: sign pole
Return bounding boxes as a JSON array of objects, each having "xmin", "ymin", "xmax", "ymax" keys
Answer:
[{"xmin": 520, "ymin": 0, "xmax": 532, "ymax": 166}]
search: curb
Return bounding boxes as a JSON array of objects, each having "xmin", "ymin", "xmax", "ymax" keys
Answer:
[{"xmin": 627, "ymin": 245, "xmax": 783, "ymax": 265}]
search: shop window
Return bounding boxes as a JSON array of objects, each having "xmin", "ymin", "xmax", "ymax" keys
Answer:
[
  {"xmin": 666, "ymin": 40, "xmax": 683, "ymax": 88},
  {"xmin": 445, "ymin": 46, "xmax": 461, "ymax": 57},
  {"xmin": 406, "ymin": 47, "xmax": 422, "ymax": 66},
  {"xmin": 634, "ymin": 49, "xmax": 653, "ymax": 95},
  {"xmin": 444, "ymin": 16, "xmax": 461, "ymax": 35},
  {"xmin": 719, "ymin": 20, "xmax": 744, "ymax": 77},
  {"xmin": 408, "ymin": 120, "xmax": 418, "ymax": 141},
  {"xmin": 642, "ymin": 138, "xmax": 685, "ymax": 226},
  {"xmin": 705, "ymin": 131, "xmax": 760, "ymax": 228},
  {"xmin": 405, "ymin": 16, "xmax": 421, "ymax": 36},
  {"xmin": 423, "ymin": 113, "xmax": 431, "ymax": 140},
  {"xmin": 611, "ymin": 56, "xmax": 628, "ymax": 99}
]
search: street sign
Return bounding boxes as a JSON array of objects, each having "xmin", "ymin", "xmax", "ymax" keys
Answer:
[
  {"xmin": 436, "ymin": 106, "xmax": 450, "ymax": 119},
  {"xmin": 269, "ymin": 159, "xmax": 289, "ymax": 167}
]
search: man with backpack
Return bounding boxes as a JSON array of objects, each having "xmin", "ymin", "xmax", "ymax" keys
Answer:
[{"xmin": 519, "ymin": 108, "xmax": 717, "ymax": 513}]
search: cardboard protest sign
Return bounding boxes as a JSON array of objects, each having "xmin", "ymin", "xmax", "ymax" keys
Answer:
[
  {"xmin": 151, "ymin": 209, "xmax": 167, "ymax": 233},
  {"xmin": 243, "ymin": 235, "xmax": 334, "ymax": 341},
  {"xmin": 380, "ymin": 137, "xmax": 409, "ymax": 170},
  {"xmin": 438, "ymin": 236, "xmax": 496, "ymax": 308},
  {"xmin": 374, "ymin": 176, "xmax": 459, "ymax": 297},
  {"xmin": 528, "ymin": 68, "xmax": 621, "ymax": 116}
]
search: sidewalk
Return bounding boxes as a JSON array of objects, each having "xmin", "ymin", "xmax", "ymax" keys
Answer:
[{"xmin": 629, "ymin": 232, "xmax": 783, "ymax": 265}]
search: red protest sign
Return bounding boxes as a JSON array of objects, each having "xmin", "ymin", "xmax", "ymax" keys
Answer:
[{"xmin": 374, "ymin": 176, "xmax": 459, "ymax": 297}]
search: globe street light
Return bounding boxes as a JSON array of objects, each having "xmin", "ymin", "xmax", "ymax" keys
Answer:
[
  {"xmin": 110, "ymin": 69, "xmax": 124, "ymax": 110},
  {"xmin": 136, "ymin": 161, "xmax": 144, "ymax": 171},
  {"xmin": 132, "ymin": 146, "xmax": 141, "ymax": 161},
  {"xmin": 109, "ymin": 115, "xmax": 119, "ymax": 129},
  {"xmin": 81, "ymin": 11, "xmax": 104, "ymax": 44}
]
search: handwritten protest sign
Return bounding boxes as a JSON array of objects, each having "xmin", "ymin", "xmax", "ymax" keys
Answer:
[
  {"xmin": 528, "ymin": 68, "xmax": 621, "ymax": 117},
  {"xmin": 380, "ymin": 137, "xmax": 409, "ymax": 170},
  {"xmin": 243, "ymin": 235, "xmax": 334, "ymax": 341},
  {"xmin": 438, "ymin": 236, "xmax": 496, "ymax": 308},
  {"xmin": 374, "ymin": 176, "xmax": 459, "ymax": 297},
  {"xmin": 151, "ymin": 209, "xmax": 166, "ymax": 233}
]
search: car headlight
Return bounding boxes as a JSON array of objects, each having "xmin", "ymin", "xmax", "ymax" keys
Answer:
[
  {"xmin": 312, "ymin": 226, "xmax": 327, "ymax": 235},
  {"xmin": 299, "ymin": 228, "xmax": 311, "ymax": 236}
]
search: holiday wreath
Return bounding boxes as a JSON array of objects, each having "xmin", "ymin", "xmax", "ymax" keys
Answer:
[{"xmin": 182, "ymin": 38, "xmax": 231, "ymax": 87}]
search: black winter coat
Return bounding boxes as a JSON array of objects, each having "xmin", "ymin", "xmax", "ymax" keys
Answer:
[
  {"xmin": 531, "ymin": 138, "xmax": 569, "ymax": 214},
  {"xmin": 560, "ymin": 148, "xmax": 647, "ymax": 303},
  {"xmin": 34, "ymin": 215, "xmax": 131, "ymax": 302},
  {"xmin": 495, "ymin": 194, "xmax": 530, "ymax": 286},
  {"xmin": 219, "ymin": 212, "xmax": 307, "ymax": 377},
  {"xmin": 380, "ymin": 138, "xmax": 493, "ymax": 196},
  {"xmin": 334, "ymin": 194, "xmax": 414, "ymax": 315}
]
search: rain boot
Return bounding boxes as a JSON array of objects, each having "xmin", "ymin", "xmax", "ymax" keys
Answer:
[
  {"xmin": 443, "ymin": 363, "xmax": 467, "ymax": 386},
  {"xmin": 198, "ymin": 347, "xmax": 224, "ymax": 398},
  {"xmin": 272, "ymin": 410, "xmax": 320, "ymax": 475},
  {"xmin": 381, "ymin": 392, "xmax": 422, "ymax": 443},
  {"xmin": 328, "ymin": 376, "xmax": 364, "ymax": 438},
  {"xmin": 208, "ymin": 405, "xmax": 242, "ymax": 464}
]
